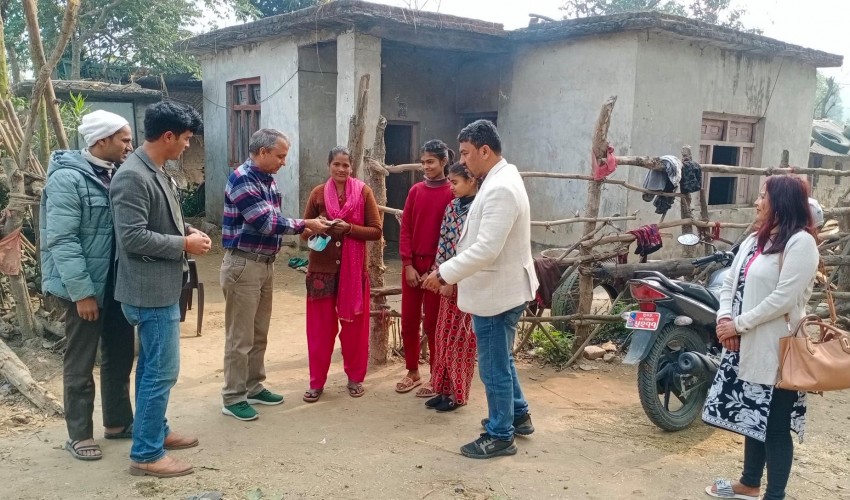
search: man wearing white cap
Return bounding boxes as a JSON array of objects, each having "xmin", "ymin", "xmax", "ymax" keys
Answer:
[{"xmin": 40, "ymin": 109, "xmax": 136, "ymax": 461}]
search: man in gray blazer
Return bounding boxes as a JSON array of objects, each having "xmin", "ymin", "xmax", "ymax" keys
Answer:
[{"xmin": 111, "ymin": 101, "xmax": 210, "ymax": 478}]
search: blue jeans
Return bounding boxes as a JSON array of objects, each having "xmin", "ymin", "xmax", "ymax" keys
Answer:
[
  {"xmin": 472, "ymin": 303, "xmax": 529, "ymax": 441},
  {"xmin": 122, "ymin": 303, "xmax": 181, "ymax": 463}
]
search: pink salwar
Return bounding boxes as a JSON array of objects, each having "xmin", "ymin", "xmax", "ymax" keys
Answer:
[{"xmin": 305, "ymin": 283, "xmax": 370, "ymax": 390}]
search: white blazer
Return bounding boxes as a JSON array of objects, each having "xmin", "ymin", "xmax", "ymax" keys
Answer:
[{"xmin": 439, "ymin": 159, "xmax": 539, "ymax": 317}]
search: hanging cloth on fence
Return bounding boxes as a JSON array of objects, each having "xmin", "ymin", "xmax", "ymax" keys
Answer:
[
  {"xmin": 641, "ymin": 155, "xmax": 683, "ymax": 215},
  {"xmin": 680, "ymin": 159, "xmax": 703, "ymax": 194},
  {"xmin": 0, "ymin": 228, "xmax": 22, "ymax": 276},
  {"xmin": 628, "ymin": 224, "xmax": 662, "ymax": 263},
  {"xmin": 533, "ymin": 256, "xmax": 562, "ymax": 309},
  {"xmin": 592, "ymin": 145, "xmax": 618, "ymax": 180}
]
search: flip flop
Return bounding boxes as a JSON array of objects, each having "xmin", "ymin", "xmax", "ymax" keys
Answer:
[
  {"xmin": 704, "ymin": 479, "xmax": 759, "ymax": 500},
  {"xmin": 415, "ymin": 384, "xmax": 437, "ymax": 398},
  {"xmin": 65, "ymin": 439, "xmax": 103, "ymax": 461},
  {"xmin": 394, "ymin": 376, "xmax": 422, "ymax": 393},
  {"xmin": 347, "ymin": 383, "xmax": 365, "ymax": 398},
  {"xmin": 103, "ymin": 423, "xmax": 133, "ymax": 440},
  {"xmin": 303, "ymin": 389, "xmax": 323, "ymax": 403}
]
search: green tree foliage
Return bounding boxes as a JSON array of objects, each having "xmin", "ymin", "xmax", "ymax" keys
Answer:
[
  {"xmin": 814, "ymin": 71, "xmax": 844, "ymax": 122},
  {"xmin": 560, "ymin": 0, "xmax": 760, "ymax": 33},
  {"xmin": 2, "ymin": 0, "xmax": 256, "ymax": 81},
  {"xmin": 249, "ymin": 0, "xmax": 326, "ymax": 18}
]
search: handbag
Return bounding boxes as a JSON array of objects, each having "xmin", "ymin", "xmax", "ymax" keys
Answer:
[{"xmin": 776, "ymin": 258, "xmax": 850, "ymax": 392}]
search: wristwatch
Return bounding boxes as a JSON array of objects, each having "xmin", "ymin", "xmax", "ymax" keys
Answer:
[{"xmin": 436, "ymin": 270, "xmax": 447, "ymax": 286}]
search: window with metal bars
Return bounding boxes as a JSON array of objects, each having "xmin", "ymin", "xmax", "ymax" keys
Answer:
[{"xmin": 228, "ymin": 77, "xmax": 261, "ymax": 167}]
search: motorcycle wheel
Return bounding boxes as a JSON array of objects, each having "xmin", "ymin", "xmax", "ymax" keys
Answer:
[{"xmin": 637, "ymin": 325, "xmax": 709, "ymax": 432}]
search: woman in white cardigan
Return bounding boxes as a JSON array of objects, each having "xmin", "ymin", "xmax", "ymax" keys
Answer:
[{"xmin": 703, "ymin": 176, "xmax": 819, "ymax": 500}]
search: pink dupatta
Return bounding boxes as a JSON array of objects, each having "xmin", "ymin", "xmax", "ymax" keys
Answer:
[{"xmin": 324, "ymin": 176, "xmax": 367, "ymax": 322}]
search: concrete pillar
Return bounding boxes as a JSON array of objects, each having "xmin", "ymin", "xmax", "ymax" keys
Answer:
[{"xmin": 336, "ymin": 30, "xmax": 382, "ymax": 157}]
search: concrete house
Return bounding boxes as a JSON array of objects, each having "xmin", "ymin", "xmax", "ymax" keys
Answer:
[{"xmin": 182, "ymin": 0, "xmax": 842, "ymax": 247}]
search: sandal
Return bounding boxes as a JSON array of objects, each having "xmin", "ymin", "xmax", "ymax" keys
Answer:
[
  {"xmin": 415, "ymin": 384, "xmax": 437, "ymax": 398},
  {"xmin": 704, "ymin": 479, "xmax": 759, "ymax": 499},
  {"xmin": 303, "ymin": 389, "xmax": 323, "ymax": 403},
  {"xmin": 347, "ymin": 383, "xmax": 365, "ymax": 398},
  {"xmin": 395, "ymin": 376, "xmax": 422, "ymax": 393},
  {"xmin": 103, "ymin": 423, "xmax": 133, "ymax": 440},
  {"xmin": 65, "ymin": 439, "xmax": 103, "ymax": 461}
]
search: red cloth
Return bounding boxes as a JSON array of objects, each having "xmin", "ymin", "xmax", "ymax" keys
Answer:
[
  {"xmin": 431, "ymin": 293, "xmax": 477, "ymax": 405},
  {"xmin": 305, "ymin": 287, "xmax": 370, "ymax": 390},
  {"xmin": 401, "ymin": 255, "xmax": 441, "ymax": 371},
  {"xmin": 0, "ymin": 228, "xmax": 22, "ymax": 276},
  {"xmin": 592, "ymin": 145, "xmax": 618, "ymax": 180},
  {"xmin": 399, "ymin": 182, "xmax": 453, "ymax": 267}
]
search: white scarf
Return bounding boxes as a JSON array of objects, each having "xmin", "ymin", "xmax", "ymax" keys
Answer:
[{"xmin": 82, "ymin": 148, "xmax": 115, "ymax": 171}]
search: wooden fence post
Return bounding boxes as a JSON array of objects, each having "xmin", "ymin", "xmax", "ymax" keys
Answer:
[
  {"xmin": 365, "ymin": 117, "xmax": 391, "ymax": 365},
  {"xmin": 575, "ymin": 96, "xmax": 617, "ymax": 347}
]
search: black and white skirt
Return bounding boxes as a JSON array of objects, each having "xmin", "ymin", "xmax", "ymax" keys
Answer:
[{"xmin": 702, "ymin": 349, "xmax": 807, "ymax": 443}]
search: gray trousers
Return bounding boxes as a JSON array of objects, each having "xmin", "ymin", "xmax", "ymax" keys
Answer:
[
  {"xmin": 61, "ymin": 291, "xmax": 135, "ymax": 441},
  {"xmin": 220, "ymin": 251, "xmax": 274, "ymax": 406}
]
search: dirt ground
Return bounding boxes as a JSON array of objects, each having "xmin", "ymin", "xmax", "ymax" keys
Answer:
[{"xmin": 1, "ymin": 251, "xmax": 848, "ymax": 500}]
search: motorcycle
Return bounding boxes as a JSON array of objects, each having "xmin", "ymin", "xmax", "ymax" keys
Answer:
[{"xmin": 622, "ymin": 234, "xmax": 736, "ymax": 431}]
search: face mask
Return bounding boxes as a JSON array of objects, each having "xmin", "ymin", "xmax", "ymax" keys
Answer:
[{"xmin": 307, "ymin": 234, "xmax": 331, "ymax": 252}]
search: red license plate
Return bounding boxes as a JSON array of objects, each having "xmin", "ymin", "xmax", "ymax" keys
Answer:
[{"xmin": 626, "ymin": 312, "xmax": 661, "ymax": 331}]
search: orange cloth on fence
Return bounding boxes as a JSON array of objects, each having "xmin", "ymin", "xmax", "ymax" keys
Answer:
[{"xmin": 0, "ymin": 228, "xmax": 22, "ymax": 276}]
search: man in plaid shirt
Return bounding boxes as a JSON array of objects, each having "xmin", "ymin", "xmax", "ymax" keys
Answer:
[{"xmin": 220, "ymin": 128, "xmax": 328, "ymax": 421}]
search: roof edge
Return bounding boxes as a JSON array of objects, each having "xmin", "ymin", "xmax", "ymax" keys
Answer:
[{"xmin": 513, "ymin": 11, "xmax": 842, "ymax": 68}]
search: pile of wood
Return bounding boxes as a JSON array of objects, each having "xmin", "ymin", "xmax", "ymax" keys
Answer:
[{"xmin": 0, "ymin": 0, "xmax": 81, "ymax": 416}]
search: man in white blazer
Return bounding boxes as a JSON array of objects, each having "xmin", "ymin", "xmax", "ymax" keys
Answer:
[{"xmin": 423, "ymin": 120, "xmax": 539, "ymax": 459}]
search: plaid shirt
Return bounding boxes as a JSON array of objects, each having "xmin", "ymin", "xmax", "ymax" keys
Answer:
[{"xmin": 222, "ymin": 159, "xmax": 305, "ymax": 255}]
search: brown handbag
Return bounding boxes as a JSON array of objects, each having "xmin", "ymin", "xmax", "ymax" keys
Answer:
[{"xmin": 775, "ymin": 259, "xmax": 850, "ymax": 392}]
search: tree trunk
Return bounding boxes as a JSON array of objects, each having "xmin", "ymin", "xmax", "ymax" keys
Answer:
[
  {"xmin": 366, "ymin": 117, "xmax": 389, "ymax": 366},
  {"xmin": 6, "ymin": 44, "xmax": 20, "ymax": 86},
  {"xmin": 21, "ymin": 0, "xmax": 78, "ymax": 159},
  {"xmin": 0, "ymin": 337, "xmax": 64, "ymax": 415},
  {"xmin": 38, "ymin": 98, "xmax": 50, "ymax": 167},
  {"xmin": 70, "ymin": 37, "xmax": 82, "ymax": 80}
]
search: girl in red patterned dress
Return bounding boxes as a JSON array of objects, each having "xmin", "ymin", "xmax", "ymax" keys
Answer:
[{"xmin": 425, "ymin": 163, "xmax": 479, "ymax": 412}]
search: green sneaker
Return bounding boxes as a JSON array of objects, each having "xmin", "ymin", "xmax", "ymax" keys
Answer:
[
  {"xmin": 222, "ymin": 401, "xmax": 258, "ymax": 421},
  {"xmin": 247, "ymin": 389, "xmax": 284, "ymax": 406}
]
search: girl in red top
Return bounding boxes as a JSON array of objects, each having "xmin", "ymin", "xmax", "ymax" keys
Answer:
[{"xmin": 395, "ymin": 140, "xmax": 455, "ymax": 397}]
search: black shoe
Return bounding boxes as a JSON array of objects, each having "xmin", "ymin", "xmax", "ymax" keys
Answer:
[
  {"xmin": 460, "ymin": 433, "xmax": 517, "ymax": 459},
  {"xmin": 425, "ymin": 395, "xmax": 445, "ymax": 409},
  {"xmin": 435, "ymin": 399, "xmax": 460, "ymax": 413},
  {"xmin": 480, "ymin": 413, "xmax": 535, "ymax": 436}
]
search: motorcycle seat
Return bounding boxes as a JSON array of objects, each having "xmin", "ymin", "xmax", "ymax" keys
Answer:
[{"xmin": 677, "ymin": 281, "xmax": 719, "ymax": 310}]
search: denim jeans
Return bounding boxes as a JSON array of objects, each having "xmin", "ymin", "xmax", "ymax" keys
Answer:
[
  {"xmin": 472, "ymin": 303, "xmax": 529, "ymax": 441},
  {"xmin": 122, "ymin": 303, "xmax": 181, "ymax": 463}
]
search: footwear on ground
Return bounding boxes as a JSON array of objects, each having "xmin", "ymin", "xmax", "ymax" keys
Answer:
[
  {"xmin": 129, "ymin": 454, "xmax": 194, "ymax": 478},
  {"xmin": 222, "ymin": 401, "xmax": 259, "ymax": 421},
  {"xmin": 247, "ymin": 389, "xmax": 284, "ymax": 405},
  {"xmin": 460, "ymin": 433, "xmax": 517, "ymax": 459}
]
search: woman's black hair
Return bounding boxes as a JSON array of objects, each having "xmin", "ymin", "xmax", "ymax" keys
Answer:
[
  {"xmin": 420, "ymin": 139, "xmax": 456, "ymax": 176},
  {"xmin": 447, "ymin": 162, "xmax": 481, "ymax": 188},
  {"xmin": 756, "ymin": 175, "xmax": 817, "ymax": 254},
  {"xmin": 447, "ymin": 162, "xmax": 472, "ymax": 179},
  {"xmin": 327, "ymin": 146, "xmax": 351, "ymax": 164}
]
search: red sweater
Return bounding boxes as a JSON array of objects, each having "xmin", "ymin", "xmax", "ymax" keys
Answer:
[{"xmin": 399, "ymin": 181, "xmax": 454, "ymax": 267}]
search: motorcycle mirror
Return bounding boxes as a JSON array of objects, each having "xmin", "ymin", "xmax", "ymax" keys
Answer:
[{"xmin": 677, "ymin": 233, "xmax": 700, "ymax": 246}]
